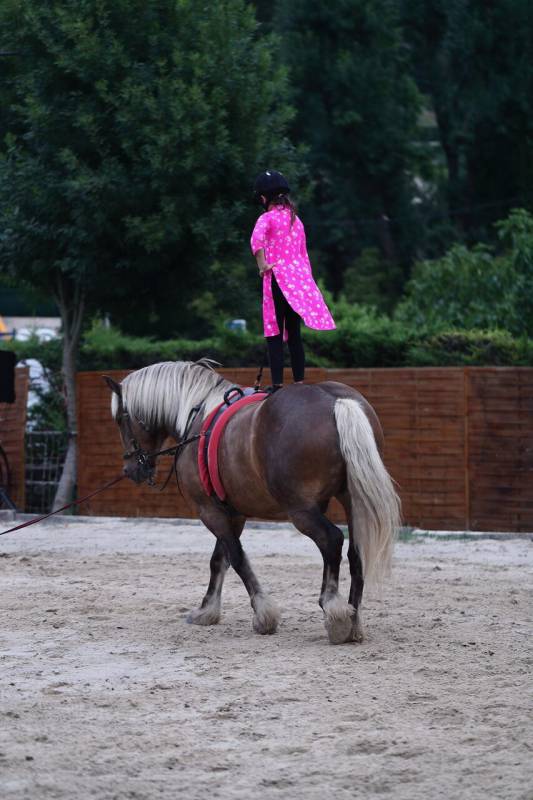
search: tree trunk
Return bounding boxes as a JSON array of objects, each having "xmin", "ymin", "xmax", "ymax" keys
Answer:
[
  {"xmin": 52, "ymin": 276, "xmax": 85, "ymax": 512},
  {"xmin": 377, "ymin": 212, "xmax": 396, "ymax": 263},
  {"xmin": 433, "ymin": 104, "xmax": 463, "ymax": 230}
]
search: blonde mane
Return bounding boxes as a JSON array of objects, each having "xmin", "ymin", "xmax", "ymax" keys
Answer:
[{"xmin": 111, "ymin": 360, "xmax": 232, "ymax": 436}]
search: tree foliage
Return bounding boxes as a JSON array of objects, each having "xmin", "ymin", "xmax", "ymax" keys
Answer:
[
  {"xmin": 0, "ymin": 0, "xmax": 296, "ymax": 336},
  {"xmin": 0, "ymin": 0, "xmax": 296, "ymax": 505},
  {"xmin": 396, "ymin": 209, "xmax": 533, "ymax": 336},
  {"xmin": 273, "ymin": 0, "xmax": 425, "ymax": 288},
  {"xmin": 402, "ymin": 0, "xmax": 533, "ymax": 239},
  {"xmin": 1, "ymin": 0, "xmax": 532, "ymax": 344}
]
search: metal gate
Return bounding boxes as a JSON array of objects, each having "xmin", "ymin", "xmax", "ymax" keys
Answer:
[{"xmin": 25, "ymin": 431, "xmax": 68, "ymax": 514}]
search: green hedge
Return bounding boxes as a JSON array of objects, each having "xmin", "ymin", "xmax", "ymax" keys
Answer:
[
  {"xmin": 405, "ymin": 329, "xmax": 533, "ymax": 367},
  {"xmin": 3, "ymin": 320, "xmax": 533, "ymax": 374}
]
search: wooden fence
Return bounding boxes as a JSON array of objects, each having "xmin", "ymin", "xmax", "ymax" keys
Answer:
[
  {"xmin": 0, "ymin": 367, "xmax": 29, "ymax": 510},
  {"xmin": 77, "ymin": 367, "xmax": 533, "ymax": 532}
]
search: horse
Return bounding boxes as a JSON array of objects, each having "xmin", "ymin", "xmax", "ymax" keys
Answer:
[{"xmin": 104, "ymin": 359, "xmax": 401, "ymax": 644}]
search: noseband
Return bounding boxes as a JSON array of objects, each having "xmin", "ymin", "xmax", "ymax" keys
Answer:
[{"xmin": 121, "ymin": 410, "xmax": 156, "ymax": 483}]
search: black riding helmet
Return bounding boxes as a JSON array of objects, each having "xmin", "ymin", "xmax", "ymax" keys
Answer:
[{"xmin": 253, "ymin": 170, "xmax": 291, "ymax": 207}]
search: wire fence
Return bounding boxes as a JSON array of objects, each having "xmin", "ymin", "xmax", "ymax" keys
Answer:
[
  {"xmin": 0, "ymin": 442, "xmax": 15, "ymax": 510},
  {"xmin": 25, "ymin": 431, "xmax": 68, "ymax": 514}
]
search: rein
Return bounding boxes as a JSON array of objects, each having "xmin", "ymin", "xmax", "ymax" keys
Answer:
[
  {"xmin": 0, "ymin": 475, "xmax": 126, "ymax": 537},
  {"xmin": 0, "ymin": 407, "xmax": 205, "ymax": 538},
  {"xmin": 1, "ymin": 379, "xmax": 253, "ymax": 539}
]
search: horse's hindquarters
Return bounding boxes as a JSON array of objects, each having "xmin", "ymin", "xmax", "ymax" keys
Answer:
[{"xmin": 218, "ymin": 385, "xmax": 346, "ymax": 517}]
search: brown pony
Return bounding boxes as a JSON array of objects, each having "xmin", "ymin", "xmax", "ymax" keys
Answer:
[{"xmin": 104, "ymin": 360, "xmax": 400, "ymax": 645}]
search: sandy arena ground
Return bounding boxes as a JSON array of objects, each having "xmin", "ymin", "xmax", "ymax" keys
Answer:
[{"xmin": 0, "ymin": 516, "xmax": 531, "ymax": 800}]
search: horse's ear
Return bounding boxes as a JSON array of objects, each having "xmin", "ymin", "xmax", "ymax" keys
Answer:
[
  {"xmin": 102, "ymin": 375, "xmax": 122, "ymax": 397},
  {"xmin": 195, "ymin": 357, "xmax": 222, "ymax": 371}
]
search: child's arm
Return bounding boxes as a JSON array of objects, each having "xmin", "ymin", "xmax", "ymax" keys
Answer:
[
  {"xmin": 251, "ymin": 213, "xmax": 277, "ymax": 275},
  {"xmin": 255, "ymin": 248, "xmax": 276, "ymax": 275}
]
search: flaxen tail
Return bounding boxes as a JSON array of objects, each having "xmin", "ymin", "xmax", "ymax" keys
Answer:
[{"xmin": 334, "ymin": 398, "xmax": 401, "ymax": 584}]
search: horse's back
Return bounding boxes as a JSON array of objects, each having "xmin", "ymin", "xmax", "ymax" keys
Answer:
[
  {"xmin": 252, "ymin": 384, "xmax": 350, "ymax": 505},
  {"xmin": 250, "ymin": 380, "xmax": 382, "ymax": 456},
  {"xmin": 258, "ymin": 381, "xmax": 380, "ymax": 439},
  {"xmin": 217, "ymin": 382, "xmax": 383, "ymax": 517}
]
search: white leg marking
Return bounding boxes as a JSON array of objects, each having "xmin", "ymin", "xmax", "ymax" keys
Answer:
[
  {"xmin": 321, "ymin": 571, "xmax": 360, "ymax": 645},
  {"xmin": 186, "ymin": 599, "xmax": 221, "ymax": 626},
  {"xmin": 252, "ymin": 593, "xmax": 280, "ymax": 635},
  {"xmin": 322, "ymin": 594, "xmax": 357, "ymax": 644},
  {"xmin": 351, "ymin": 609, "xmax": 365, "ymax": 643},
  {"xmin": 186, "ymin": 572, "xmax": 223, "ymax": 626}
]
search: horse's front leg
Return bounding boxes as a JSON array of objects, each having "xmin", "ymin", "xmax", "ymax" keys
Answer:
[
  {"xmin": 227, "ymin": 535, "xmax": 280, "ymax": 635},
  {"xmin": 186, "ymin": 538, "xmax": 230, "ymax": 626},
  {"xmin": 191, "ymin": 506, "xmax": 280, "ymax": 635}
]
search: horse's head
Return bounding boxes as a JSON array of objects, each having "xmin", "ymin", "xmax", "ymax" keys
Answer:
[{"xmin": 103, "ymin": 375, "xmax": 165, "ymax": 485}]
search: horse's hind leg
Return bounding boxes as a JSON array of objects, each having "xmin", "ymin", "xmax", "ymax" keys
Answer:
[
  {"xmin": 339, "ymin": 494, "xmax": 365, "ymax": 642},
  {"xmin": 346, "ymin": 540, "xmax": 365, "ymax": 642},
  {"xmin": 193, "ymin": 506, "xmax": 279, "ymax": 635},
  {"xmin": 289, "ymin": 507, "xmax": 357, "ymax": 645}
]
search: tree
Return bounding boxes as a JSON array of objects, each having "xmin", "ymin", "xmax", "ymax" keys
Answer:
[
  {"xmin": 0, "ymin": 0, "xmax": 295, "ymax": 508},
  {"xmin": 395, "ymin": 209, "xmax": 533, "ymax": 336},
  {"xmin": 402, "ymin": 0, "xmax": 533, "ymax": 240},
  {"xmin": 273, "ymin": 0, "xmax": 424, "ymax": 290}
]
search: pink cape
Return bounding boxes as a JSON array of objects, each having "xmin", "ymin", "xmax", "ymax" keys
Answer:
[{"xmin": 251, "ymin": 207, "xmax": 336, "ymax": 338}]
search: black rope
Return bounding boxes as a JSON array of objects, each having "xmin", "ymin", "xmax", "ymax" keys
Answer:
[
  {"xmin": 254, "ymin": 346, "xmax": 269, "ymax": 392},
  {"xmin": 0, "ymin": 475, "xmax": 126, "ymax": 537},
  {"xmin": 158, "ymin": 404, "xmax": 203, "ymax": 493}
]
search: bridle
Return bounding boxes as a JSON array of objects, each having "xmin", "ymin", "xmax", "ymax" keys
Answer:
[
  {"xmin": 121, "ymin": 409, "xmax": 148, "ymax": 460},
  {"xmin": 120, "ymin": 409, "xmax": 156, "ymax": 483},
  {"xmin": 118, "ymin": 377, "xmax": 239, "ymax": 488},
  {"xmin": 120, "ymin": 404, "xmax": 204, "ymax": 487}
]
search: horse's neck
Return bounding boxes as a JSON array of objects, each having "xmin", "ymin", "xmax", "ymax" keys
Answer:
[
  {"xmin": 169, "ymin": 380, "xmax": 231, "ymax": 437},
  {"xmin": 195, "ymin": 386, "xmax": 232, "ymax": 423}
]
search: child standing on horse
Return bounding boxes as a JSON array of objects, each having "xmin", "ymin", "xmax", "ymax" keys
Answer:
[{"xmin": 250, "ymin": 170, "xmax": 335, "ymax": 390}]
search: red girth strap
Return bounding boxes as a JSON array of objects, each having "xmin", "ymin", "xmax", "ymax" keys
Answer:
[{"xmin": 198, "ymin": 392, "xmax": 268, "ymax": 501}]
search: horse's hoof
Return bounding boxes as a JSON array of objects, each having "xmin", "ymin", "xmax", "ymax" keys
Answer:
[
  {"xmin": 252, "ymin": 615, "xmax": 278, "ymax": 635},
  {"xmin": 252, "ymin": 595, "xmax": 280, "ymax": 635},
  {"xmin": 186, "ymin": 606, "xmax": 221, "ymax": 626},
  {"xmin": 325, "ymin": 616, "xmax": 354, "ymax": 644},
  {"xmin": 349, "ymin": 611, "xmax": 365, "ymax": 643},
  {"xmin": 323, "ymin": 598, "xmax": 358, "ymax": 645}
]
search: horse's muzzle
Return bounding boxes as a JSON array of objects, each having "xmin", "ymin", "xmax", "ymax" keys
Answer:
[{"xmin": 123, "ymin": 458, "xmax": 155, "ymax": 485}]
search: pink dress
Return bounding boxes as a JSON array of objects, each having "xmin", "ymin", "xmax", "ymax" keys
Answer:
[{"xmin": 250, "ymin": 207, "xmax": 336, "ymax": 338}]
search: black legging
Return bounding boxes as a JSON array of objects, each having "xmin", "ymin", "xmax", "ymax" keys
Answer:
[{"xmin": 266, "ymin": 274, "xmax": 305, "ymax": 384}]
